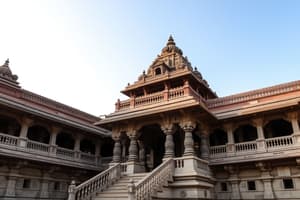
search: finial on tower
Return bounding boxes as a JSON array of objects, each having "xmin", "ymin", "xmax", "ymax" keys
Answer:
[
  {"xmin": 167, "ymin": 35, "xmax": 175, "ymax": 46},
  {"xmin": 3, "ymin": 58, "xmax": 9, "ymax": 67}
]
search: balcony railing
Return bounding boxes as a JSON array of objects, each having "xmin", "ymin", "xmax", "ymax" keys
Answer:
[
  {"xmin": 209, "ymin": 135, "xmax": 297, "ymax": 160},
  {"xmin": 115, "ymin": 85, "xmax": 203, "ymax": 111},
  {"xmin": 0, "ymin": 132, "xmax": 108, "ymax": 168}
]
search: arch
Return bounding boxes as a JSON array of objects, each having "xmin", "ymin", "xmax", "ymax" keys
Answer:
[
  {"xmin": 80, "ymin": 139, "xmax": 95, "ymax": 154},
  {"xmin": 263, "ymin": 119, "xmax": 293, "ymax": 138},
  {"xmin": 138, "ymin": 124, "xmax": 165, "ymax": 171},
  {"xmin": 27, "ymin": 125, "xmax": 50, "ymax": 144},
  {"xmin": 155, "ymin": 68, "xmax": 162, "ymax": 75},
  {"xmin": 233, "ymin": 124, "xmax": 257, "ymax": 143},
  {"xmin": 0, "ymin": 115, "xmax": 21, "ymax": 136},
  {"xmin": 209, "ymin": 128, "xmax": 228, "ymax": 146},
  {"xmin": 173, "ymin": 124, "xmax": 184, "ymax": 157},
  {"xmin": 56, "ymin": 132, "xmax": 74, "ymax": 149}
]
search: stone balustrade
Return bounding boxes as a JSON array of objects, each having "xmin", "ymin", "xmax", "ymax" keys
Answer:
[
  {"xmin": 115, "ymin": 85, "xmax": 202, "ymax": 111},
  {"xmin": 0, "ymin": 132, "xmax": 109, "ymax": 168},
  {"xmin": 209, "ymin": 135, "xmax": 298, "ymax": 159}
]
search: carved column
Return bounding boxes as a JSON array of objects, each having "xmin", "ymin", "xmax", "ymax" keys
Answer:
[
  {"xmin": 163, "ymin": 126, "xmax": 175, "ymax": 159},
  {"xmin": 224, "ymin": 165, "xmax": 241, "ymax": 200},
  {"xmin": 74, "ymin": 135, "xmax": 81, "ymax": 159},
  {"xmin": 288, "ymin": 112, "xmax": 300, "ymax": 145},
  {"xmin": 49, "ymin": 126, "xmax": 60, "ymax": 154},
  {"xmin": 181, "ymin": 122, "xmax": 195, "ymax": 156},
  {"xmin": 5, "ymin": 167, "xmax": 19, "ymax": 197},
  {"xmin": 112, "ymin": 136, "xmax": 121, "ymax": 163},
  {"xmin": 224, "ymin": 123, "xmax": 235, "ymax": 155},
  {"xmin": 138, "ymin": 140, "xmax": 145, "ymax": 164},
  {"xmin": 256, "ymin": 162, "xmax": 274, "ymax": 199},
  {"xmin": 95, "ymin": 140, "xmax": 102, "ymax": 166},
  {"xmin": 39, "ymin": 171, "xmax": 50, "ymax": 198},
  {"xmin": 200, "ymin": 131, "xmax": 209, "ymax": 160},
  {"xmin": 18, "ymin": 117, "xmax": 32, "ymax": 147},
  {"xmin": 253, "ymin": 118, "xmax": 266, "ymax": 152},
  {"xmin": 128, "ymin": 134, "xmax": 138, "ymax": 162}
]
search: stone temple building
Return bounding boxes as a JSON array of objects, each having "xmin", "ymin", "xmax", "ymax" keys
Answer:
[{"xmin": 1, "ymin": 36, "xmax": 300, "ymax": 200}]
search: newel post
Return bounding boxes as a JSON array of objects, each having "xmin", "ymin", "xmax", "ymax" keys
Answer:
[
  {"xmin": 67, "ymin": 180, "xmax": 76, "ymax": 200},
  {"xmin": 128, "ymin": 179, "xmax": 136, "ymax": 200}
]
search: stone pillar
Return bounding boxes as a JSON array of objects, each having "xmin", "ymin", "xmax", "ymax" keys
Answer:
[
  {"xmin": 121, "ymin": 139, "xmax": 127, "ymax": 162},
  {"xmin": 74, "ymin": 135, "xmax": 81, "ymax": 159},
  {"xmin": 39, "ymin": 172, "xmax": 50, "ymax": 198},
  {"xmin": 128, "ymin": 135, "xmax": 138, "ymax": 162},
  {"xmin": 288, "ymin": 112, "xmax": 300, "ymax": 145},
  {"xmin": 17, "ymin": 117, "xmax": 32, "ymax": 148},
  {"xmin": 112, "ymin": 136, "xmax": 121, "ymax": 163},
  {"xmin": 163, "ymin": 126, "xmax": 174, "ymax": 159},
  {"xmin": 256, "ymin": 162, "xmax": 274, "ymax": 199},
  {"xmin": 253, "ymin": 118, "xmax": 266, "ymax": 152},
  {"xmin": 95, "ymin": 141, "xmax": 102, "ymax": 166},
  {"xmin": 138, "ymin": 140, "xmax": 145, "ymax": 164},
  {"xmin": 49, "ymin": 126, "xmax": 60, "ymax": 154},
  {"xmin": 181, "ymin": 122, "xmax": 195, "ymax": 156},
  {"xmin": 200, "ymin": 133, "xmax": 209, "ymax": 160},
  {"xmin": 5, "ymin": 168, "xmax": 18, "ymax": 197},
  {"xmin": 224, "ymin": 165, "xmax": 240, "ymax": 200},
  {"xmin": 224, "ymin": 123, "xmax": 235, "ymax": 155}
]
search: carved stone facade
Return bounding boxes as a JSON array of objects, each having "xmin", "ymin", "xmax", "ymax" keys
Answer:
[
  {"xmin": 0, "ymin": 60, "xmax": 113, "ymax": 199},
  {"xmin": 96, "ymin": 36, "xmax": 300, "ymax": 200}
]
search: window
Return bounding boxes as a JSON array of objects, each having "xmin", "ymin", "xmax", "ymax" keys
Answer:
[
  {"xmin": 247, "ymin": 181, "xmax": 256, "ymax": 191},
  {"xmin": 23, "ymin": 179, "xmax": 31, "ymax": 189},
  {"xmin": 283, "ymin": 179, "xmax": 294, "ymax": 189},
  {"xmin": 155, "ymin": 68, "xmax": 161, "ymax": 75},
  {"xmin": 221, "ymin": 182, "xmax": 228, "ymax": 191},
  {"xmin": 54, "ymin": 181, "xmax": 60, "ymax": 191}
]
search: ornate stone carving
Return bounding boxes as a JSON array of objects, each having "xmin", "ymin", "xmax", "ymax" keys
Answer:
[
  {"xmin": 0, "ymin": 59, "xmax": 18, "ymax": 82},
  {"xmin": 112, "ymin": 136, "xmax": 121, "ymax": 163},
  {"xmin": 180, "ymin": 122, "xmax": 196, "ymax": 156},
  {"xmin": 128, "ymin": 135, "xmax": 138, "ymax": 162},
  {"xmin": 162, "ymin": 125, "xmax": 175, "ymax": 158}
]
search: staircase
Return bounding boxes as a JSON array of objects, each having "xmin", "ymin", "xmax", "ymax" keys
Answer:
[{"xmin": 94, "ymin": 173, "xmax": 148, "ymax": 200}]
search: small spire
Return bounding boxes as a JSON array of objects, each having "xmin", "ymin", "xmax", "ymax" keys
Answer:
[
  {"xmin": 3, "ymin": 58, "xmax": 9, "ymax": 67},
  {"xmin": 167, "ymin": 35, "xmax": 175, "ymax": 46}
]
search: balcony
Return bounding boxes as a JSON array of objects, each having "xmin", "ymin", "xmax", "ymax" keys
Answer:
[
  {"xmin": 0, "ymin": 132, "xmax": 112, "ymax": 170},
  {"xmin": 115, "ymin": 85, "xmax": 205, "ymax": 112},
  {"xmin": 209, "ymin": 135, "xmax": 299, "ymax": 165}
]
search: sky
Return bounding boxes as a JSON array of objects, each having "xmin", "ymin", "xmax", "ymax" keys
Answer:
[{"xmin": 0, "ymin": 0, "xmax": 299, "ymax": 116}]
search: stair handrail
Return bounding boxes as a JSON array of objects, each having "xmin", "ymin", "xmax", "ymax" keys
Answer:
[
  {"xmin": 68, "ymin": 163, "xmax": 121, "ymax": 200},
  {"xmin": 132, "ymin": 158, "xmax": 174, "ymax": 200}
]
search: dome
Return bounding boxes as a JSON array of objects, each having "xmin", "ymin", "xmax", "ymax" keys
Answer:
[
  {"xmin": 161, "ymin": 35, "xmax": 183, "ymax": 55},
  {"xmin": 0, "ymin": 59, "xmax": 18, "ymax": 81}
]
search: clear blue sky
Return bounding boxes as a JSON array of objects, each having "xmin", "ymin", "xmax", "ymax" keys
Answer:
[{"xmin": 0, "ymin": 0, "xmax": 299, "ymax": 115}]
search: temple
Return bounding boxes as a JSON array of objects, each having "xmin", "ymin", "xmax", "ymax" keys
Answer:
[{"xmin": 1, "ymin": 36, "xmax": 300, "ymax": 200}]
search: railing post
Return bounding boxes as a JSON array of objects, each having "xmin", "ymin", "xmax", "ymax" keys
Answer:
[
  {"xmin": 128, "ymin": 179, "xmax": 135, "ymax": 200},
  {"xmin": 68, "ymin": 180, "xmax": 76, "ymax": 200}
]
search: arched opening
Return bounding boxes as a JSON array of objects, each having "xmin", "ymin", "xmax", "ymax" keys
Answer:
[
  {"xmin": 27, "ymin": 125, "xmax": 50, "ymax": 144},
  {"xmin": 80, "ymin": 139, "xmax": 95, "ymax": 154},
  {"xmin": 209, "ymin": 129, "xmax": 228, "ymax": 146},
  {"xmin": 234, "ymin": 124, "xmax": 257, "ymax": 143},
  {"xmin": 101, "ymin": 137, "xmax": 114, "ymax": 157},
  {"xmin": 193, "ymin": 131, "xmax": 201, "ymax": 158},
  {"xmin": 155, "ymin": 68, "xmax": 162, "ymax": 75},
  {"xmin": 56, "ymin": 132, "xmax": 74, "ymax": 149},
  {"xmin": 0, "ymin": 115, "xmax": 21, "ymax": 136},
  {"xmin": 173, "ymin": 124, "xmax": 184, "ymax": 157},
  {"xmin": 264, "ymin": 119, "xmax": 293, "ymax": 138},
  {"xmin": 139, "ymin": 124, "xmax": 165, "ymax": 171}
]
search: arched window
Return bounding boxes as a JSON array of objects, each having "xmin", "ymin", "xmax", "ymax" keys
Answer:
[
  {"xmin": 209, "ymin": 129, "xmax": 228, "ymax": 146},
  {"xmin": 56, "ymin": 132, "xmax": 74, "ymax": 149},
  {"xmin": 155, "ymin": 68, "xmax": 162, "ymax": 75},
  {"xmin": 0, "ymin": 115, "xmax": 21, "ymax": 136},
  {"xmin": 234, "ymin": 124, "xmax": 257, "ymax": 143},
  {"xmin": 27, "ymin": 125, "xmax": 50, "ymax": 144},
  {"xmin": 264, "ymin": 119, "xmax": 293, "ymax": 138}
]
